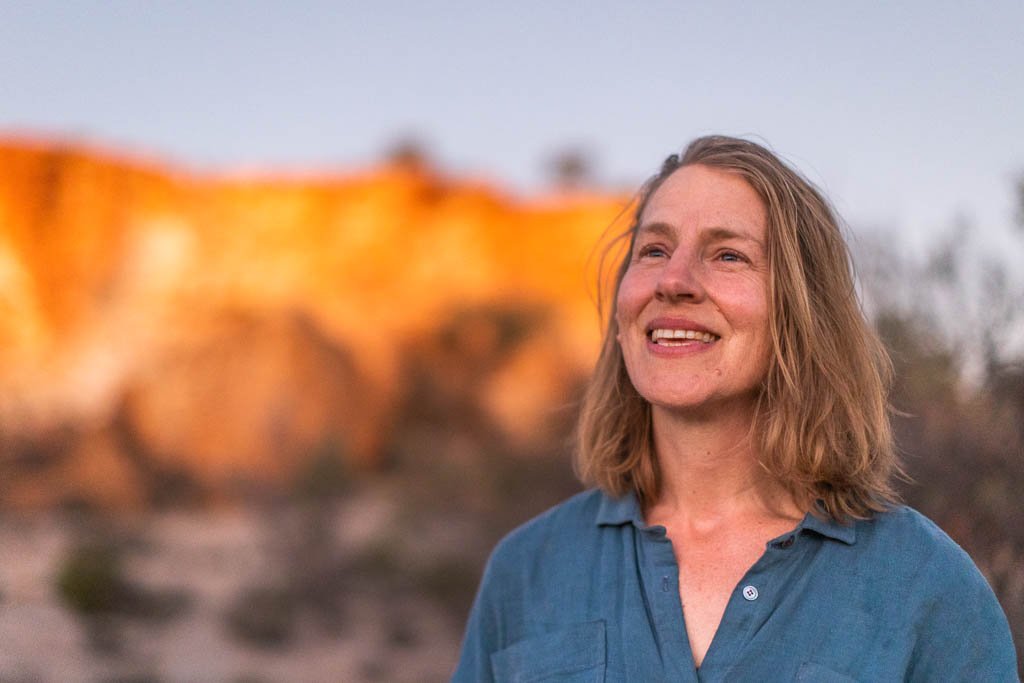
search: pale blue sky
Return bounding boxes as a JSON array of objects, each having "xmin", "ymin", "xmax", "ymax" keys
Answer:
[{"xmin": 2, "ymin": 1, "xmax": 1022, "ymax": 247}]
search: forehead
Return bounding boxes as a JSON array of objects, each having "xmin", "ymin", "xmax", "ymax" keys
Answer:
[{"xmin": 639, "ymin": 164, "xmax": 767, "ymax": 238}]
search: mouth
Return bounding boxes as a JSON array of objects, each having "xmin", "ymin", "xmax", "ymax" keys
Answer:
[{"xmin": 647, "ymin": 328, "xmax": 720, "ymax": 346}]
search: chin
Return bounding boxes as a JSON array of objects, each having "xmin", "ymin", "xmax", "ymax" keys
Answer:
[{"xmin": 642, "ymin": 386, "xmax": 761, "ymax": 417}]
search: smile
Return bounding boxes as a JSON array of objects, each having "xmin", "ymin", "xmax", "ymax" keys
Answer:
[{"xmin": 648, "ymin": 328, "xmax": 719, "ymax": 345}]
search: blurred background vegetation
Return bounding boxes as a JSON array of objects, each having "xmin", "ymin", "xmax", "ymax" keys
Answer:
[{"xmin": 0, "ymin": 142, "xmax": 1020, "ymax": 681}]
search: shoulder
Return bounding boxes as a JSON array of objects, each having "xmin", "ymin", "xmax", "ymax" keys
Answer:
[
  {"xmin": 466, "ymin": 489, "xmax": 610, "ymax": 640},
  {"xmin": 854, "ymin": 505, "xmax": 983, "ymax": 580},
  {"xmin": 853, "ymin": 505, "xmax": 1010, "ymax": 631},
  {"xmin": 454, "ymin": 490, "xmax": 614, "ymax": 681},
  {"xmin": 854, "ymin": 506, "xmax": 1019, "ymax": 677},
  {"xmin": 485, "ymin": 488, "xmax": 606, "ymax": 578},
  {"xmin": 856, "ymin": 505, "xmax": 959, "ymax": 551}
]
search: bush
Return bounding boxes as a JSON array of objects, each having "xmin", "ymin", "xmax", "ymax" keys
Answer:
[
  {"xmin": 55, "ymin": 537, "xmax": 191, "ymax": 628},
  {"xmin": 55, "ymin": 542, "xmax": 126, "ymax": 615}
]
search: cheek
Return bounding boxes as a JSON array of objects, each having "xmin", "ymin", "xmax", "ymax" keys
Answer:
[
  {"xmin": 726, "ymin": 275, "xmax": 769, "ymax": 329},
  {"xmin": 614, "ymin": 317, "xmax": 633, "ymax": 351},
  {"xmin": 613, "ymin": 288, "xmax": 632, "ymax": 339},
  {"xmin": 615, "ymin": 271, "xmax": 647, "ymax": 321},
  {"xmin": 613, "ymin": 281, "xmax": 643, "ymax": 352},
  {"xmin": 745, "ymin": 304, "xmax": 773, "ymax": 370}
]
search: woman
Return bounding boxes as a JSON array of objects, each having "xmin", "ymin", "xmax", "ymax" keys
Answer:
[{"xmin": 452, "ymin": 136, "xmax": 1018, "ymax": 682}]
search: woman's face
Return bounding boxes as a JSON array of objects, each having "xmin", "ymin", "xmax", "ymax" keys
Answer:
[{"xmin": 615, "ymin": 164, "xmax": 771, "ymax": 417}]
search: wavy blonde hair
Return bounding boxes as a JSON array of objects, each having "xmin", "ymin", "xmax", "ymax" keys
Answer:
[{"xmin": 575, "ymin": 135, "xmax": 900, "ymax": 521}]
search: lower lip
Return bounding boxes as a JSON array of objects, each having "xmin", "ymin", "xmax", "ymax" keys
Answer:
[{"xmin": 645, "ymin": 337, "xmax": 717, "ymax": 357}]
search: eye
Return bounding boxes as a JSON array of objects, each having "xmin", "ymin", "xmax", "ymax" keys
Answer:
[
  {"xmin": 637, "ymin": 243, "xmax": 670, "ymax": 259},
  {"xmin": 716, "ymin": 249, "xmax": 746, "ymax": 263}
]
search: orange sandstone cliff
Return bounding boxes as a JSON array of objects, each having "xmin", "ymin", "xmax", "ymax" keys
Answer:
[{"xmin": 0, "ymin": 139, "xmax": 632, "ymax": 509}]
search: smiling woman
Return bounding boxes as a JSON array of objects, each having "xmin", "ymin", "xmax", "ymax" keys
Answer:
[
  {"xmin": 451, "ymin": 136, "xmax": 1018, "ymax": 682},
  {"xmin": 615, "ymin": 165, "xmax": 771, "ymax": 422}
]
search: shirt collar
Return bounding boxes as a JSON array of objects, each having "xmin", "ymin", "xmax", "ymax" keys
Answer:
[
  {"xmin": 595, "ymin": 489, "xmax": 858, "ymax": 545},
  {"xmin": 595, "ymin": 489, "xmax": 645, "ymax": 527},
  {"xmin": 798, "ymin": 507, "xmax": 858, "ymax": 545}
]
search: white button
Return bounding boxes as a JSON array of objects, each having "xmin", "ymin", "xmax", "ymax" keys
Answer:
[{"xmin": 742, "ymin": 585, "xmax": 759, "ymax": 601}]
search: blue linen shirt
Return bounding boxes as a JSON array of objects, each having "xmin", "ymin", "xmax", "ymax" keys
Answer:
[{"xmin": 453, "ymin": 489, "xmax": 1018, "ymax": 682}]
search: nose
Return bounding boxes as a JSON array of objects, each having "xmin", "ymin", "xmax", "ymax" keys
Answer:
[{"xmin": 654, "ymin": 251, "xmax": 706, "ymax": 303}]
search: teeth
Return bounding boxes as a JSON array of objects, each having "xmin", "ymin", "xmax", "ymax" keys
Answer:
[{"xmin": 649, "ymin": 328, "xmax": 718, "ymax": 344}]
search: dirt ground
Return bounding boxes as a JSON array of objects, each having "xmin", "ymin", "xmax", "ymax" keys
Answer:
[{"xmin": 0, "ymin": 490, "xmax": 466, "ymax": 683}]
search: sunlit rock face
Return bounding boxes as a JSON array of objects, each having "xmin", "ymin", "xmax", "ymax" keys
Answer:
[{"xmin": 0, "ymin": 139, "xmax": 630, "ymax": 509}]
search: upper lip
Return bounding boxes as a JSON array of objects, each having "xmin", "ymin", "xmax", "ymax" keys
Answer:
[{"xmin": 644, "ymin": 317, "xmax": 717, "ymax": 337}]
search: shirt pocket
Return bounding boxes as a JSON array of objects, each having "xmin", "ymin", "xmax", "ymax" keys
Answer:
[
  {"xmin": 490, "ymin": 620, "xmax": 606, "ymax": 683},
  {"xmin": 795, "ymin": 661, "xmax": 859, "ymax": 682}
]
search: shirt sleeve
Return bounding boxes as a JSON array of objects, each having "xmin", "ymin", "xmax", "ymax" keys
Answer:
[
  {"xmin": 451, "ymin": 551, "xmax": 503, "ymax": 683},
  {"xmin": 907, "ymin": 547, "xmax": 1019, "ymax": 682}
]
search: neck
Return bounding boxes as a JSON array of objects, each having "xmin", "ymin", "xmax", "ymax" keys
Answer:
[{"xmin": 645, "ymin": 401, "xmax": 800, "ymax": 528}]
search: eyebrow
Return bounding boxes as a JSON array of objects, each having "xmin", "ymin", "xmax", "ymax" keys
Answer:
[
  {"xmin": 703, "ymin": 226, "xmax": 765, "ymax": 249},
  {"xmin": 635, "ymin": 222, "xmax": 765, "ymax": 249},
  {"xmin": 634, "ymin": 222, "xmax": 675, "ymax": 240}
]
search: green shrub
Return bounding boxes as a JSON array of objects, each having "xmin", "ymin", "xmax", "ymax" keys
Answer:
[{"xmin": 55, "ymin": 542, "xmax": 126, "ymax": 615}]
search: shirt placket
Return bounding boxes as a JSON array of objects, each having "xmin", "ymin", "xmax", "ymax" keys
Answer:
[
  {"xmin": 696, "ymin": 537, "xmax": 795, "ymax": 681},
  {"xmin": 637, "ymin": 524, "xmax": 701, "ymax": 683}
]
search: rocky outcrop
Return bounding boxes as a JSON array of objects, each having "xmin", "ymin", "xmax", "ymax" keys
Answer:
[{"xmin": 0, "ymin": 138, "xmax": 630, "ymax": 508}]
